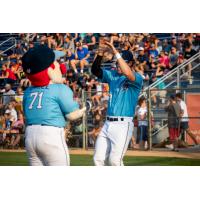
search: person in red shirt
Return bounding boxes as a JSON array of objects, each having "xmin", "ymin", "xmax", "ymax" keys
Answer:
[{"xmin": 0, "ymin": 64, "xmax": 17, "ymax": 85}]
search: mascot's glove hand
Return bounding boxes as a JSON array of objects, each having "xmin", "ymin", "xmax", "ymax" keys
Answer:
[{"xmin": 66, "ymin": 107, "xmax": 86, "ymax": 121}]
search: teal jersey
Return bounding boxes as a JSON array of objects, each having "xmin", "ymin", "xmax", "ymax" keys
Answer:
[
  {"xmin": 23, "ymin": 84, "xmax": 79, "ymax": 127},
  {"xmin": 101, "ymin": 69, "xmax": 143, "ymax": 117}
]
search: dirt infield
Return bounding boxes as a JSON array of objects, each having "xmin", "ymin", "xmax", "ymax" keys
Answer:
[
  {"xmin": 69, "ymin": 149, "xmax": 200, "ymax": 159},
  {"xmin": 1, "ymin": 148, "xmax": 200, "ymax": 159}
]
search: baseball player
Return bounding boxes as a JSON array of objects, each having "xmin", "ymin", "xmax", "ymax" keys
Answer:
[
  {"xmin": 22, "ymin": 45, "xmax": 85, "ymax": 166},
  {"xmin": 91, "ymin": 41, "xmax": 143, "ymax": 166}
]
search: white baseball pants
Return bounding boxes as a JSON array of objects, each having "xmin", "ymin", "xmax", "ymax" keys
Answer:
[
  {"xmin": 93, "ymin": 119, "xmax": 134, "ymax": 166},
  {"xmin": 25, "ymin": 125, "xmax": 69, "ymax": 166}
]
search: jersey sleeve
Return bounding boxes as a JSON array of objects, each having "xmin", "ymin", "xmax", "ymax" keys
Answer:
[
  {"xmin": 128, "ymin": 72, "xmax": 143, "ymax": 89},
  {"xmin": 101, "ymin": 69, "xmax": 115, "ymax": 84},
  {"xmin": 57, "ymin": 85, "xmax": 79, "ymax": 115}
]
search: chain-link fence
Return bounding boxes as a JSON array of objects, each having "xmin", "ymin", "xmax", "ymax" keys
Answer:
[
  {"xmin": 81, "ymin": 87, "xmax": 200, "ymax": 150},
  {"xmin": 0, "ymin": 87, "xmax": 200, "ymax": 150},
  {"xmin": 145, "ymin": 87, "xmax": 200, "ymax": 149}
]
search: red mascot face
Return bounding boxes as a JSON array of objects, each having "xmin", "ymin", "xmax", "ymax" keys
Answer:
[{"xmin": 27, "ymin": 61, "xmax": 67, "ymax": 87}]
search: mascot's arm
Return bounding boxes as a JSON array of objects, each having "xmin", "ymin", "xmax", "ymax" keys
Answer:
[{"xmin": 66, "ymin": 107, "xmax": 86, "ymax": 121}]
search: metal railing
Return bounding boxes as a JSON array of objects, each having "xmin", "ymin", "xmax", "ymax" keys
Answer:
[
  {"xmin": 144, "ymin": 51, "xmax": 200, "ymax": 91},
  {"xmin": 0, "ymin": 37, "xmax": 17, "ymax": 55},
  {"xmin": 141, "ymin": 52, "xmax": 200, "ymax": 148}
]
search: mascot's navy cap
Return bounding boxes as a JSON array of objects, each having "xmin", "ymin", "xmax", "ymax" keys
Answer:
[{"xmin": 22, "ymin": 45, "xmax": 65, "ymax": 75}]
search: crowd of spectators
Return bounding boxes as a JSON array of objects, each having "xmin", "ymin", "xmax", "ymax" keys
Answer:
[{"xmin": 0, "ymin": 33, "xmax": 199, "ymax": 148}]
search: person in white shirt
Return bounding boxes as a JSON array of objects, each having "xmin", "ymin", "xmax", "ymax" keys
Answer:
[
  {"xmin": 2, "ymin": 84, "xmax": 15, "ymax": 106},
  {"xmin": 6, "ymin": 102, "xmax": 18, "ymax": 122},
  {"xmin": 136, "ymin": 97, "xmax": 148, "ymax": 150},
  {"xmin": 175, "ymin": 93, "xmax": 198, "ymax": 145}
]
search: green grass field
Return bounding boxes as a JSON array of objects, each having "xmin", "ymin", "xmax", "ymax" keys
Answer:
[{"xmin": 0, "ymin": 152, "xmax": 200, "ymax": 166}]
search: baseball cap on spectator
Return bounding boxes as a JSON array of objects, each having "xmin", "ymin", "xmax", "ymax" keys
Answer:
[
  {"xmin": 138, "ymin": 47, "xmax": 144, "ymax": 51},
  {"xmin": 22, "ymin": 45, "xmax": 65, "ymax": 75}
]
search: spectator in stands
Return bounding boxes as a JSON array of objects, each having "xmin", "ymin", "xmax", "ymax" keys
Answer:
[
  {"xmin": 193, "ymin": 33, "xmax": 200, "ymax": 51},
  {"xmin": 8, "ymin": 112, "xmax": 24, "ymax": 149},
  {"xmin": 66, "ymin": 50, "xmax": 75, "ymax": 66},
  {"xmin": 177, "ymin": 52, "xmax": 184, "ymax": 65},
  {"xmin": 150, "ymin": 64, "xmax": 166, "ymax": 107},
  {"xmin": 25, "ymin": 33, "xmax": 38, "ymax": 43},
  {"xmin": 169, "ymin": 47, "xmax": 179, "ymax": 70},
  {"xmin": 83, "ymin": 33, "xmax": 96, "ymax": 51},
  {"xmin": 28, "ymin": 41, "xmax": 35, "ymax": 49},
  {"xmin": 5, "ymin": 102, "xmax": 17, "ymax": 122},
  {"xmin": 10, "ymin": 42, "xmax": 26, "ymax": 59},
  {"xmin": 165, "ymin": 95, "xmax": 181, "ymax": 151},
  {"xmin": 183, "ymin": 44, "xmax": 197, "ymax": 80},
  {"xmin": 175, "ymin": 93, "xmax": 198, "ymax": 145},
  {"xmin": 184, "ymin": 34, "xmax": 194, "ymax": 48},
  {"xmin": 54, "ymin": 33, "xmax": 64, "ymax": 50},
  {"xmin": 70, "ymin": 42, "xmax": 90, "ymax": 74},
  {"xmin": 14, "ymin": 86, "xmax": 23, "ymax": 113},
  {"xmin": 162, "ymin": 39, "xmax": 171, "ymax": 53},
  {"xmin": 110, "ymin": 33, "xmax": 120, "ymax": 44},
  {"xmin": 89, "ymin": 105, "xmax": 104, "ymax": 143},
  {"xmin": 0, "ymin": 63, "xmax": 17, "ymax": 85},
  {"xmin": 135, "ymin": 64, "xmax": 149, "ymax": 88},
  {"xmin": 1, "ymin": 84, "xmax": 15, "ymax": 106},
  {"xmin": 121, "ymin": 42, "xmax": 133, "ymax": 63},
  {"xmin": 65, "ymin": 69, "xmax": 78, "ymax": 92},
  {"xmin": 171, "ymin": 36, "xmax": 181, "ymax": 52},
  {"xmin": 40, "ymin": 34, "xmax": 48, "ymax": 46},
  {"xmin": 158, "ymin": 50, "xmax": 169, "ymax": 69},
  {"xmin": 64, "ymin": 34, "xmax": 75, "ymax": 53},
  {"xmin": 47, "ymin": 34, "xmax": 57, "ymax": 49},
  {"xmin": 91, "ymin": 82, "xmax": 103, "ymax": 106},
  {"xmin": 3, "ymin": 109, "xmax": 14, "ymax": 147},
  {"xmin": 155, "ymin": 65, "xmax": 166, "ymax": 102},
  {"xmin": 137, "ymin": 47, "xmax": 148, "ymax": 69},
  {"xmin": 149, "ymin": 43, "xmax": 159, "ymax": 59}
]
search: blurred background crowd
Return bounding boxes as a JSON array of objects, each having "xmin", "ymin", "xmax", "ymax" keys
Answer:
[{"xmin": 0, "ymin": 33, "xmax": 199, "ymax": 149}]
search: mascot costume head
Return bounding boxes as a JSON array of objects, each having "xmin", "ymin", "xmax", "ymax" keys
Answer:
[{"xmin": 22, "ymin": 45, "xmax": 86, "ymax": 121}]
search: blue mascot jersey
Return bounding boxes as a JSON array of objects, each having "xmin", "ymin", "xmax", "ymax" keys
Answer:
[{"xmin": 23, "ymin": 84, "xmax": 79, "ymax": 127}]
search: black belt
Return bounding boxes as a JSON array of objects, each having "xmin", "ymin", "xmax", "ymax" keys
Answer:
[
  {"xmin": 106, "ymin": 117, "xmax": 125, "ymax": 122},
  {"xmin": 28, "ymin": 124, "xmax": 48, "ymax": 126},
  {"xmin": 27, "ymin": 124, "xmax": 62, "ymax": 128}
]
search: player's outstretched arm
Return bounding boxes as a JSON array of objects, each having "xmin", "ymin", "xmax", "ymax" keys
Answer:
[
  {"xmin": 104, "ymin": 41, "xmax": 135, "ymax": 81},
  {"xmin": 91, "ymin": 55, "xmax": 103, "ymax": 79}
]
